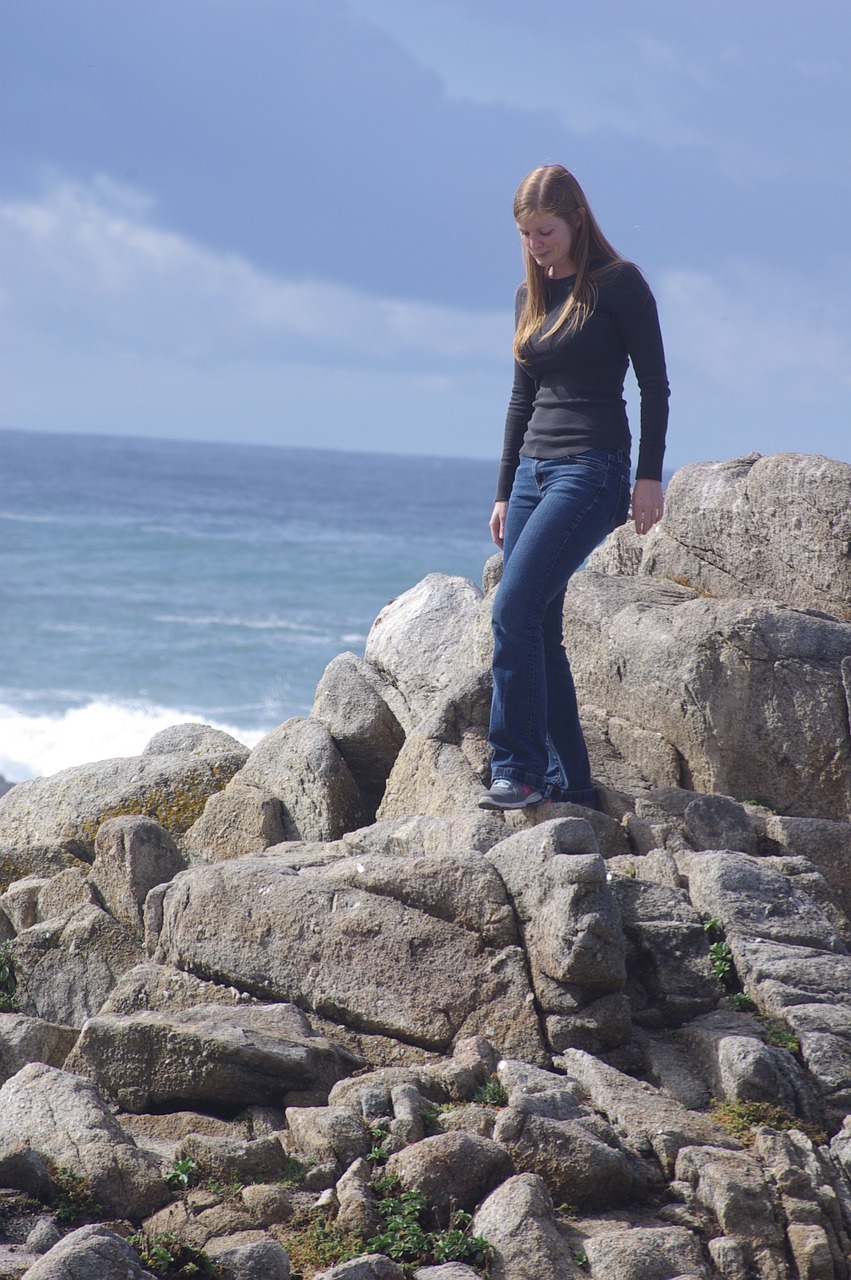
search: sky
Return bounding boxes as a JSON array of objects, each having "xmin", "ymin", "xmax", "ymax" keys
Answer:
[{"xmin": 1, "ymin": 0, "xmax": 849, "ymax": 473}]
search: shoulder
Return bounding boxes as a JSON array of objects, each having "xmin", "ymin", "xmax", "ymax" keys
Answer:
[{"xmin": 595, "ymin": 260, "xmax": 658, "ymax": 312}]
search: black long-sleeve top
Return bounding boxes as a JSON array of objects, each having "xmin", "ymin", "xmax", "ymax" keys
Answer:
[{"xmin": 495, "ymin": 262, "xmax": 670, "ymax": 501}]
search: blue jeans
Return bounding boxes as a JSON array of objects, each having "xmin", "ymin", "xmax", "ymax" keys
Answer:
[{"xmin": 488, "ymin": 449, "xmax": 631, "ymax": 803}]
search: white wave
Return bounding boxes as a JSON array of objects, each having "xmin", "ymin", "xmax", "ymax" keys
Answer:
[
  {"xmin": 0, "ymin": 700, "xmax": 266, "ymax": 783},
  {"xmin": 152, "ymin": 613, "xmax": 327, "ymax": 634}
]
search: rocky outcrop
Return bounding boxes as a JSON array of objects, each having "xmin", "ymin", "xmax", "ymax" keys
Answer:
[{"xmin": 1, "ymin": 454, "xmax": 851, "ymax": 1279}]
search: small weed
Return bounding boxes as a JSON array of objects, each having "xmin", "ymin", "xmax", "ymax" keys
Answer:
[
  {"xmin": 729, "ymin": 992, "xmax": 756, "ymax": 1013},
  {"xmin": 165, "ymin": 1157, "xmax": 200, "ymax": 1191},
  {"xmin": 278, "ymin": 1212, "xmax": 365, "ymax": 1275},
  {"xmin": 573, "ymin": 1248, "xmax": 590, "ymax": 1268},
  {"xmin": 622, "ymin": 861, "xmax": 637, "ymax": 878},
  {"xmin": 710, "ymin": 1099, "xmax": 826, "ymax": 1148},
  {"xmin": 48, "ymin": 1165, "xmax": 103, "ymax": 1224},
  {"xmin": 368, "ymin": 1173, "xmax": 493, "ymax": 1274},
  {"xmin": 555, "ymin": 1202, "xmax": 579, "ymax": 1219},
  {"xmin": 667, "ymin": 574, "xmax": 716, "ymax": 598},
  {"xmin": 205, "ymin": 1173, "xmax": 245, "ymax": 1199},
  {"xmin": 421, "ymin": 1104, "xmax": 442, "ymax": 1136},
  {"xmin": 709, "ymin": 940, "xmax": 734, "ymax": 982},
  {"xmin": 703, "ymin": 917, "xmax": 724, "ymax": 939},
  {"xmin": 762, "ymin": 1022, "xmax": 800, "ymax": 1055},
  {"xmin": 279, "ymin": 1153, "xmax": 310, "ymax": 1186},
  {"xmin": 0, "ymin": 942, "xmax": 18, "ymax": 1012},
  {"xmin": 367, "ymin": 1124, "xmax": 391, "ymax": 1166},
  {"xmin": 472, "ymin": 1076, "xmax": 508, "ymax": 1108},
  {"xmin": 129, "ymin": 1231, "xmax": 224, "ymax": 1278}
]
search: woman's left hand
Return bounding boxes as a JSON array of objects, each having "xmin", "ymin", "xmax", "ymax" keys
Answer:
[{"xmin": 632, "ymin": 479, "xmax": 664, "ymax": 535}]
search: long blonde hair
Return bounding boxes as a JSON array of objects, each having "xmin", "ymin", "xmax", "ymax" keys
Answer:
[{"xmin": 513, "ymin": 165, "xmax": 624, "ymax": 362}]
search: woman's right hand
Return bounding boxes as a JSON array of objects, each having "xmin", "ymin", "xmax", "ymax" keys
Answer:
[{"xmin": 489, "ymin": 501, "xmax": 508, "ymax": 549}]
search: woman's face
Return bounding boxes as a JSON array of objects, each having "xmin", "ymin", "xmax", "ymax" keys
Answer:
[{"xmin": 516, "ymin": 211, "xmax": 577, "ymax": 278}]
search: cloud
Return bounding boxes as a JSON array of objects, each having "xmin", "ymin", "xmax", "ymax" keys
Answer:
[{"xmin": 0, "ymin": 178, "xmax": 510, "ymax": 371}]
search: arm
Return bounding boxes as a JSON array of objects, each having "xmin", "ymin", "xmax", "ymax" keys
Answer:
[
  {"xmin": 490, "ymin": 500, "xmax": 508, "ymax": 548},
  {"xmin": 632, "ymin": 477, "xmax": 664, "ymax": 535},
  {"xmin": 611, "ymin": 265, "xmax": 670, "ymax": 520}
]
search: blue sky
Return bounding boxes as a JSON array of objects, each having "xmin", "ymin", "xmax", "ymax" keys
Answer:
[{"xmin": 2, "ymin": 0, "xmax": 849, "ymax": 471}]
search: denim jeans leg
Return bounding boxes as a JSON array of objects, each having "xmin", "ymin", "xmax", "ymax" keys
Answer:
[{"xmin": 489, "ymin": 450, "xmax": 629, "ymax": 801}]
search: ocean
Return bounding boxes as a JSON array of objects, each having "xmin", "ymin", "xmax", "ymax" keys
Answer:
[{"xmin": 1, "ymin": 429, "xmax": 497, "ymax": 782}]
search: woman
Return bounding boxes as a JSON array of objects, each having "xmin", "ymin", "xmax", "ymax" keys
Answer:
[{"xmin": 479, "ymin": 164, "xmax": 669, "ymax": 811}]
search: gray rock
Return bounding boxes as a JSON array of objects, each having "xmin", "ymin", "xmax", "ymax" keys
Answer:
[
  {"xmin": 91, "ymin": 815, "xmax": 186, "ymax": 934},
  {"xmin": 35, "ymin": 866, "xmax": 100, "ymax": 921},
  {"xmin": 239, "ymin": 1182, "xmax": 293, "ymax": 1226},
  {"xmin": 98, "ymin": 961, "xmax": 253, "ymax": 1015},
  {"xmin": 0, "ymin": 1063, "xmax": 168, "ymax": 1219},
  {"xmin": 181, "ymin": 781, "xmax": 287, "ymax": 861},
  {"xmin": 683, "ymin": 794, "xmax": 757, "ymax": 854},
  {"xmin": 385, "ymin": 1131, "xmax": 513, "ymax": 1222},
  {"xmin": 376, "ymin": 719, "xmax": 490, "ymax": 820},
  {"xmin": 311, "ymin": 651, "xmax": 406, "ymax": 816},
  {"xmin": 492, "ymin": 1106, "xmax": 634, "ymax": 1208},
  {"xmin": 175, "ymin": 1133, "xmax": 287, "ymax": 1183},
  {"xmin": 583, "ymin": 1226, "xmax": 709, "ymax": 1280},
  {"xmin": 633, "ymin": 452, "xmax": 851, "ymax": 617},
  {"xmin": 752, "ymin": 1126, "xmax": 851, "ymax": 1274},
  {"xmin": 20, "ymin": 1224, "xmax": 157, "ymax": 1279},
  {"xmin": 233, "ymin": 718, "xmax": 366, "ymax": 841},
  {"xmin": 471, "ymin": 1173, "xmax": 575, "ymax": 1280},
  {"xmin": 65, "ymin": 1001, "xmax": 362, "ymax": 1112},
  {"xmin": 11, "ymin": 903, "xmax": 145, "ymax": 1026},
  {"xmin": 545, "ymin": 991, "xmax": 633, "ymax": 1054},
  {"xmin": 756, "ymin": 814, "xmax": 851, "ymax": 920},
  {"xmin": 313, "ymin": 851, "xmax": 518, "ymax": 949},
  {"xmin": 0, "ymin": 733, "xmax": 247, "ymax": 860},
  {"xmin": 142, "ymin": 723, "xmax": 249, "ymax": 757},
  {"xmin": 314, "ymin": 1258, "xmax": 405, "ymax": 1280},
  {"xmin": 342, "ymin": 812, "xmax": 508, "ymax": 857},
  {"xmin": 335, "ymin": 1156, "xmax": 379, "ymax": 1235},
  {"xmin": 206, "ymin": 1236, "xmax": 292, "ymax": 1280},
  {"xmin": 0, "ymin": 875, "xmax": 50, "ymax": 931},
  {"xmin": 26, "ymin": 1216, "xmax": 62, "ymax": 1255},
  {"xmin": 284, "ymin": 1105, "xmax": 372, "ymax": 1170},
  {"xmin": 151, "ymin": 858, "xmax": 545, "ymax": 1062},
  {"xmin": 364, "ymin": 573, "xmax": 484, "ymax": 731},
  {"xmin": 674, "ymin": 1144, "xmax": 786, "ymax": 1261},
  {"xmin": 0, "ymin": 1013, "xmax": 77, "ymax": 1086},
  {"xmin": 564, "ymin": 571, "xmax": 851, "ymax": 820},
  {"xmin": 555, "ymin": 1049, "xmax": 738, "ymax": 1176},
  {"xmin": 611, "ymin": 876, "xmax": 718, "ymax": 1028},
  {"xmin": 413, "ymin": 1267, "xmax": 480, "ymax": 1280}
]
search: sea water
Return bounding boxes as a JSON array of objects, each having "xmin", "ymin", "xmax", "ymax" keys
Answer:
[{"xmin": 1, "ymin": 429, "xmax": 496, "ymax": 781}]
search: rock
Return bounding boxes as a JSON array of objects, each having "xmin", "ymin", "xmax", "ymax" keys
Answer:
[
  {"xmin": 492, "ymin": 1106, "xmax": 635, "ymax": 1208},
  {"xmin": 756, "ymin": 814, "xmax": 851, "ymax": 920},
  {"xmin": 682, "ymin": 794, "xmax": 757, "ymax": 855},
  {"xmin": 175, "ymin": 1133, "xmax": 287, "ymax": 1183},
  {"xmin": 98, "ymin": 961, "xmax": 253, "ymax": 1015},
  {"xmin": 239, "ymin": 1182, "xmax": 293, "ymax": 1226},
  {"xmin": 284, "ymin": 1104, "xmax": 372, "ymax": 1172},
  {"xmin": 181, "ymin": 782, "xmax": 288, "ymax": 861},
  {"xmin": 413, "ymin": 1267, "xmax": 481, "ymax": 1280},
  {"xmin": 486, "ymin": 822, "xmax": 626, "ymax": 1043},
  {"xmin": 631, "ymin": 453, "xmax": 851, "ymax": 617},
  {"xmin": 26, "ymin": 1216, "xmax": 62, "ymax": 1254},
  {"xmin": 314, "ymin": 1258, "xmax": 405, "ymax": 1280},
  {"xmin": 143, "ymin": 1187, "xmax": 257, "ymax": 1252},
  {"xmin": 151, "ymin": 858, "xmax": 546, "ymax": 1062},
  {"xmin": 610, "ymin": 876, "xmax": 718, "ymax": 1028},
  {"xmin": 0, "ymin": 1013, "xmax": 77, "ymax": 1086},
  {"xmin": 312, "ymin": 651, "xmax": 406, "ymax": 816},
  {"xmin": 564, "ymin": 571, "xmax": 851, "ymax": 820},
  {"xmin": 752, "ymin": 1127, "xmax": 851, "ymax": 1274},
  {"xmin": 20, "ymin": 1224, "xmax": 157, "ymax": 1279},
  {"xmin": 35, "ymin": 866, "xmax": 100, "ymax": 921},
  {"xmin": 335, "ymin": 1156, "xmax": 379, "ymax": 1235},
  {"xmin": 364, "ymin": 573, "xmax": 484, "ymax": 731},
  {"xmin": 555, "ymin": 1049, "xmax": 738, "ymax": 1176},
  {"xmin": 0, "ymin": 1063, "xmax": 168, "ymax": 1219},
  {"xmin": 674, "ymin": 1144, "xmax": 786, "ymax": 1269},
  {"xmin": 0, "ymin": 876, "xmax": 50, "ymax": 931},
  {"xmin": 472, "ymin": 1173, "xmax": 574, "ymax": 1279},
  {"xmin": 342, "ymin": 812, "xmax": 508, "ymax": 857},
  {"xmin": 0, "ymin": 728, "xmax": 247, "ymax": 860},
  {"xmin": 232, "ymin": 718, "xmax": 366, "ymax": 840},
  {"xmin": 385, "ymin": 1131, "xmax": 513, "ymax": 1223},
  {"xmin": 64, "ymin": 1001, "xmax": 362, "ymax": 1112},
  {"xmin": 11, "ymin": 904, "xmax": 145, "ymax": 1026},
  {"xmin": 583, "ymin": 1225, "xmax": 709, "ymax": 1280},
  {"xmin": 206, "ymin": 1235, "xmax": 292, "ymax": 1280},
  {"xmin": 0, "ymin": 846, "xmax": 84, "ymax": 896},
  {"xmin": 90, "ymin": 815, "xmax": 186, "ymax": 934}
]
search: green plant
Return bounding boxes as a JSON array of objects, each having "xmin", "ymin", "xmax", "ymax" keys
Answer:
[
  {"xmin": 0, "ymin": 941, "xmax": 18, "ymax": 1012},
  {"xmin": 762, "ymin": 1022, "xmax": 800, "ymax": 1055},
  {"xmin": 710, "ymin": 1099, "xmax": 826, "ymax": 1148},
  {"xmin": 205, "ymin": 1173, "xmax": 245, "ymax": 1199},
  {"xmin": 573, "ymin": 1248, "xmax": 590, "ymax": 1268},
  {"xmin": 279, "ymin": 1153, "xmax": 310, "ymax": 1186},
  {"xmin": 129, "ymin": 1232, "xmax": 224, "ymax": 1278},
  {"xmin": 709, "ymin": 940, "xmax": 734, "ymax": 982},
  {"xmin": 472, "ymin": 1076, "xmax": 508, "ymax": 1107},
  {"xmin": 729, "ymin": 992, "xmax": 756, "ymax": 1012},
  {"xmin": 367, "ymin": 1124, "xmax": 391, "ymax": 1165},
  {"xmin": 48, "ymin": 1165, "xmax": 103, "ymax": 1224},
  {"xmin": 165, "ymin": 1157, "xmax": 200, "ymax": 1191},
  {"xmin": 421, "ymin": 1103, "xmax": 442, "ymax": 1136},
  {"xmin": 278, "ymin": 1213, "xmax": 365, "ymax": 1275},
  {"xmin": 368, "ymin": 1174, "xmax": 493, "ymax": 1274}
]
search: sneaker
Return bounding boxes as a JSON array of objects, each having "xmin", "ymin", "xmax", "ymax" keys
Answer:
[{"xmin": 478, "ymin": 779, "xmax": 545, "ymax": 810}]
